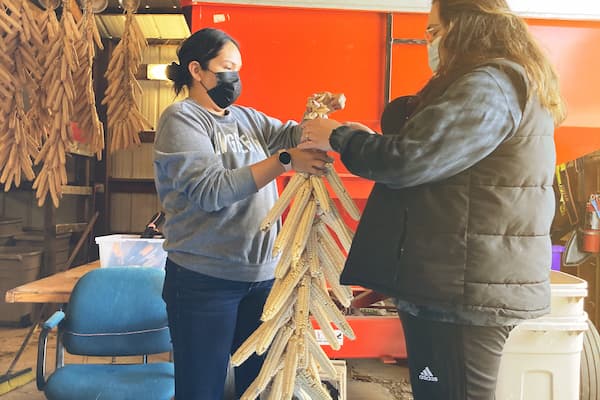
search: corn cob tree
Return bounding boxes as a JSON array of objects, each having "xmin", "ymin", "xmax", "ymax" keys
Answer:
[{"xmin": 232, "ymin": 92, "xmax": 361, "ymax": 400}]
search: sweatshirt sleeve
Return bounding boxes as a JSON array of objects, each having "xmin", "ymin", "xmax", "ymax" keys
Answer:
[
  {"xmin": 153, "ymin": 105, "xmax": 258, "ymax": 212},
  {"xmin": 330, "ymin": 68, "xmax": 523, "ymax": 189},
  {"xmin": 248, "ymin": 108, "xmax": 302, "ymax": 153}
]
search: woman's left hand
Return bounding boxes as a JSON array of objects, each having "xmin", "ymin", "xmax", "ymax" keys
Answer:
[{"xmin": 300, "ymin": 118, "xmax": 341, "ymax": 151}]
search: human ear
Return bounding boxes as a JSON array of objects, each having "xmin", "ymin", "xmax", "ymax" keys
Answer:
[{"xmin": 188, "ymin": 61, "xmax": 203, "ymax": 82}]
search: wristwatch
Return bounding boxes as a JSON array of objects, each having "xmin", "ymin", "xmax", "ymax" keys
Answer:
[{"xmin": 278, "ymin": 149, "xmax": 292, "ymax": 172}]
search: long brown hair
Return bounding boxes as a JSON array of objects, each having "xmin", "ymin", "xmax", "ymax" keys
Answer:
[{"xmin": 422, "ymin": 0, "xmax": 566, "ymax": 125}]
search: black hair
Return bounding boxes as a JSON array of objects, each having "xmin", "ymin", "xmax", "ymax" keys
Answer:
[{"xmin": 166, "ymin": 28, "xmax": 239, "ymax": 96}]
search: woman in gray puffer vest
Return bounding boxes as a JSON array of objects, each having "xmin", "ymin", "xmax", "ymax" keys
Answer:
[{"xmin": 301, "ymin": 0, "xmax": 566, "ymax": 399}]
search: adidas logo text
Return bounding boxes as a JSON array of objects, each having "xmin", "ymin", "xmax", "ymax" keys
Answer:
[{"xmin": 418, "ymin": 367, "xmax": 439, "ymax": 382}]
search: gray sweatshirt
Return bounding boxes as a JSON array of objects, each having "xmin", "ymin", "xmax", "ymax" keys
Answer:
[{"xmin": 153, "ymin": 98, "xmax": 301, "ymax": 282}]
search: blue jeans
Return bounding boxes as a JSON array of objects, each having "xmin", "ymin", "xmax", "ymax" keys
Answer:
[{"xmin": 162, "ymin": 259, "xmax": 274, "ymax": 400}]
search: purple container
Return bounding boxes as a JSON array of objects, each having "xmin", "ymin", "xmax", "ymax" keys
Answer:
[{"xmin": 551, "ymin": 245, "xmax": 565, "ymax": 271}]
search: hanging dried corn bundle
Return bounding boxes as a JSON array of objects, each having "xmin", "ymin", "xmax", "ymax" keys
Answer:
[
  {"xmin": 232, "ymin": 92, "xmax": 361, "ymax": 400},
  {"xmin": 25, "ymin": 2, "xmax": 59, "ymax": 146},
  {"xmin": 102, "ymin": 0, "xmax": 150, "ymax": 153},
  {"xmin": 72, "ymin": 0, "xmax": 104, "ymax": 159},
  {"xmin": 33, "ymin": 0, "xmax": 80, "ymax": 207},
  {"xmin": 0, "ymin": 0, "xmax": 44, "ymax": 191}
]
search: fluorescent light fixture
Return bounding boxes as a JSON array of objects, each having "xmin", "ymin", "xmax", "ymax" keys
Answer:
[{"xmin": 146, "ymin": 64, "xmax": 169, "ymax": 80}]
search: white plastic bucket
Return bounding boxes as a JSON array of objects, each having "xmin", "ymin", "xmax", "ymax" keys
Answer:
[
  {"xmin": 496, "ymin": 270, "xmax": 589, "ymax": 400},
  {"xmin": 549, "ymin": 270, "xmax": 587, "ymax": 318}
]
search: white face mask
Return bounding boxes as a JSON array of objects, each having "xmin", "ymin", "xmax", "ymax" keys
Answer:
[{"xmin": 427, "ymin": 36, "xmax": 441, "ymax": 73}]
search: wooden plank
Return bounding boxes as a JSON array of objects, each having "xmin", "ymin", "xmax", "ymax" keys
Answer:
[
  {"xmin": 110, "ymin": 147, "xmax": 134, "ymax": 178},
  {"xmin": 67, "ymin": 141, "xmax": 95, "ymax": 158},
  {"xmin": 109, "ymin": 179, "xmax": 156, "ymax": 194},
  {"xmin": 61, "ymin": 185, "xmax": 94, "ymax": 196},
  {"xmin": 55, "ymin": 223, "xmax": 88, "ymax": 234},
  {"xmin": 110, "ymin": 192, "xmax": 133, "ymax": 232},
  {"xmin": 5, "ymin": 261, "xmax": 100, "ymax": 304},
  {"xmin": 130, "ymin": 193, "xmax": 159, "ymax": 232}
]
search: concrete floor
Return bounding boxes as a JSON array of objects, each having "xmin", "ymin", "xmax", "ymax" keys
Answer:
[{"xmin": 0, "ymin": 325, "xmax": 413, "ymax": 400}]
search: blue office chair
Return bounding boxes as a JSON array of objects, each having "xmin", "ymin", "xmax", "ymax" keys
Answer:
[{"xmin": 36, "ymin": 267, "xmax": 174, "ymax": 400}]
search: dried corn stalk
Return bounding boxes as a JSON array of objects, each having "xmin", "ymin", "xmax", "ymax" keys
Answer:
[
  {"xmin": 0, "ymin": 0, "xmax": 44, "ymax": 191},
  {"xmin": 72, "ymin": 0, "xmax": 104, "ymax": 159},
  {"xmin": 102, "ymin": 4, "xmax": 150, "ymax": 153},
  {"xmin": 232, "ymin": 92, "xmax": 361, "ymax": 400},
  {"xmin": 33, "ymin": 0, "xmax": 80, "ymax": 207}
]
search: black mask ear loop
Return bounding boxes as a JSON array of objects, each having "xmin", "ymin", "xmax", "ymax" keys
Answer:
[{"xmin": 189, "ymin": 60, "xmax": 212, "ymax": 92}]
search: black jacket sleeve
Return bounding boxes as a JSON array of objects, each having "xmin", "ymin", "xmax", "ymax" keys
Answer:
[{"xmin": 330, "ymin": 67, "xmax": 523, "ymax": 189}]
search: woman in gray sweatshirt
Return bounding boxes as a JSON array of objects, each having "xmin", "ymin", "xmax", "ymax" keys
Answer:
[{"xmin": 153, "ymin": 28, "xmax": 331, "ymax": 400}]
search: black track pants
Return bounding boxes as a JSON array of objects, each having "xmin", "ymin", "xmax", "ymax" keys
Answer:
[{"xmin": 399, "ymin": 312, "xmax": 515, "ymax": 400}]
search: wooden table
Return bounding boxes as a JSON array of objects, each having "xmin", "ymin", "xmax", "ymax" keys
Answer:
[{"xmin": 4, "ymin": 260, "xmax": 100, "ymax": 304}]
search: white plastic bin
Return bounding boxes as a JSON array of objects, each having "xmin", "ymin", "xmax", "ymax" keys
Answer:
[
  {"xmin": 549, "ymin": 270, "xmax": 587, "ymax": 318},
  {"xmin": 95, "ymin": 234, "xmax": 167, "ymax": 269},
  {"xmin": 496, "ymin": 270, "xmax": 589, "ymax": 400},
  {"xmin": 496, "ymin": 314, "xmax": 588, "ymax": 400}
]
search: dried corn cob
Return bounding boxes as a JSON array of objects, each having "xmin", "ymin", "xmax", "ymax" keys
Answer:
[
  {"xmin": 0, "ymin": 0, "xmax": 45, "ymax": 192},
  {"xmin": 281, "ymin": 335, "xmax": 299, "ymax": 400},
  {"xmin": 256, "ymin": 292, "xmax": 296, "ymax": 355},
  {"xmin": 308, "ymin": 279, "xmax": 342, "ymax": 351},
  {"xmin": 232, "ymin": 290, "xmax": 296, "ymax": 366},
  {"xmin": 306, "ymin": 230, "xmax": 322, "ymax": 278},
  {"xmin": 325, "ymin": 163, "xmax": 361, "ymax": 221},
  {"xmin": 33, "ymin": 0, "xmax": 80, "ymax": 207},
  {"xmin": 296, "ymin": 368, "xmax": 333, "ymax": 400},
  {"xmin": 101, "ymin": 4, "xmax": 151, "ymax": 153},
  {"xmin": 261, "ymin": 172, "xmax": 307, "ymax": 231},
  {"xmin": 311, "ymin": 280, "xmax": 355, "ymax": 340},
  {"xmin": 233, "ymin": 92, "xmax": 359, "ymax": 399},
  {"xmin": 294, "ymin": 276, "xmax": 311, "ymax": 368},
  {"xmin": 240, "ymin": 324, "xmax": 293, "ymax": 400},
  {"xmin": 305, "ymin": 330, "xmax": 337, "ymax": 378},
  {"xmin": 319, "ymin": 205, "xmax": 353, "ymax": 252},
  {"xmin": 290, "ymin": 199, "xmax": 317, "ymax": 262},
  {"xmin": 318, "ymin": 245, "xmax": 353, "ymax": 307},
  {"xmin": 266, "ymin": 366, "xmax": 284, "ymax": 400},
  {"xmin": 25, "ymin": 6, "xmax": 54, "ymax": 148},
  {"xmin": 261, "ymin": 256, "xmax": 309, "ymax": 322},
  {"xmin": 316, "ymin": 221, "xmax": 346, "ymax": 274},
  {"xmin": 272, "ymin": 179, "xmax": 312, "ymax": 256},
  {"xmin": 310, "ymin": 175, "xmax": 331, "ymax": 213},
  {"xmin": 72, "ymin": 0, "xmax": 104, "ymax": 159}
]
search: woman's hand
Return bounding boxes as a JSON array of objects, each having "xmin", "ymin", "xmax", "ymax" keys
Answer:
[
  {"xmin": 300, "ymin": 118, "xmax": 342, "ymax": 151},
  {"xmin": 289, "ymin": 148, "xmax": 333, "ymax": 175}
]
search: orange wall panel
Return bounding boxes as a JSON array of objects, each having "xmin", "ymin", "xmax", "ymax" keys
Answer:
[
  {"xmin": 528, "ymin": 20, "xmax": 600, "ymax": 129},
  {"xmin": 390, "ymin": 45, "xmax": 430, "ymax": 98},
  {"xmin": 528, "ymin": 19, "xmax": 600, "ymax": 163},
  {"xmin": 190, "ymin": 4, "xmax": 387, "ymax": 130}
]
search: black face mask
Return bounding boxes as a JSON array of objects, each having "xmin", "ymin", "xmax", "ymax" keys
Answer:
[{"xmin": 204, "ymin": 70, "xmax": 242, "ymax": 109}]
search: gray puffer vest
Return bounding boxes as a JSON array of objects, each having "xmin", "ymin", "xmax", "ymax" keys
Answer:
[{"xmin": 338, "ymin": 61, "xmax": 555, "ymax": 322}]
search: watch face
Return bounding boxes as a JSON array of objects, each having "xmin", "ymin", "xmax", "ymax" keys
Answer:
[{"xmin": 279, "ymin": 151, "xmax": 292, "ymax": 165}]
